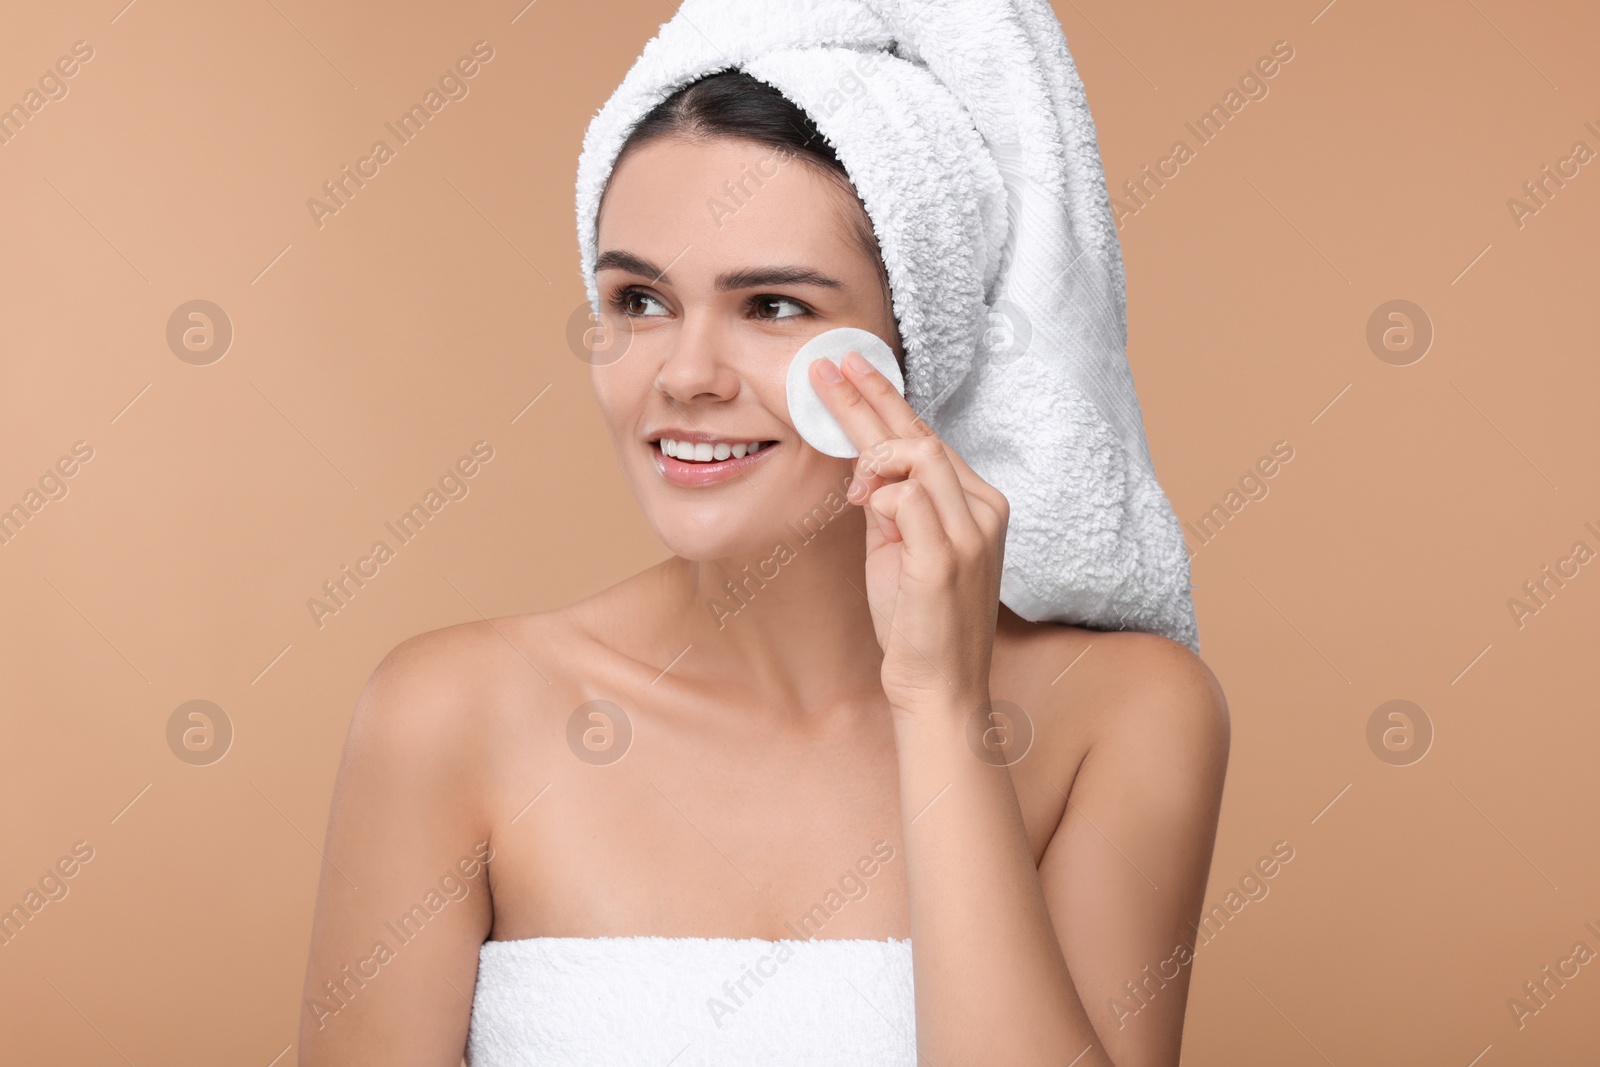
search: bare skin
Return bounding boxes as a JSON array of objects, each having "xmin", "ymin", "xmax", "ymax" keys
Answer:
[{"xmin": 299, "ymin": 134, "xmax": 1229, "ymax": 1067}]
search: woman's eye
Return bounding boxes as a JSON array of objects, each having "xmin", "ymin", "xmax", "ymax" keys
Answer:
[
  {"xmin": 752, "ymin": 295, "xmax": 808, "ymax": 320},
  {"xmin": 612, "ymin": 288, "xmax": 668, "ymax": 317}
]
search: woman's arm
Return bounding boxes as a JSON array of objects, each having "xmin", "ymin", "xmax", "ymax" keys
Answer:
[
  {"xmin": 808, "ymin": 351, "xmax": 1228, "ymax": 1066},
  {"xmin": 298, "ymin": 629, "xmax": 495, "ymax": 1066},
  {"xmin": 892, "ymin": 635, "xmax": 1228, "ymax": 1067},
  {"xmin": 1037, "ymin": 635, "xmax": 1230, "ymax": 1066}
]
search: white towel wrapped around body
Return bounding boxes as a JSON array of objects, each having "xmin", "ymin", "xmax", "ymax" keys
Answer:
[
  {"xmin": 466, "ymin": 935, "xmax": 916, "ymax": 1065},
  {"xmin": 576, "ymin": 0, "xmax": 1199, "ymax": 652}
]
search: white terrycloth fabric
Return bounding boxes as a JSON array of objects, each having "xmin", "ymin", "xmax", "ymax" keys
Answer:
[
  {"xmin": 465, "ymin": 936, "xmax": 916, "ymax": 1065},
  {"xmin": 575, "ymin": 0, "xmax": 1198, "ymax": 652}
]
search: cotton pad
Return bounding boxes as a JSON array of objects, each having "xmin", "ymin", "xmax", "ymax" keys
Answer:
[{"xmin": 784, "ymin": 327, "xmax": 906, "ymax": 458}]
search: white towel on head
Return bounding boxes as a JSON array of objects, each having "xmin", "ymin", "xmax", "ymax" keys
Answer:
[{"xmin": 575, "ymin": 0, "xmax": 1199, "ymax": 653}]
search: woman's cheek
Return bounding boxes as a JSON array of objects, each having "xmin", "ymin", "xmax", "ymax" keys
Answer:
[{"xmin": 589, "ymin": 361, "xmax": 648, "ymax": 432}]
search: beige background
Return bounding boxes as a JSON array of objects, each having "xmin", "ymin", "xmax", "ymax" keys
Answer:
[{"xmin": 2, "ymin": 0, "xmax": 1596, "ymax": 1063}]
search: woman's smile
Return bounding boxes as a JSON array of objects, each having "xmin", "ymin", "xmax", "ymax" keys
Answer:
[{"xmin": 650, "ymin": 431, "xmax": 782, "ymax": 487}]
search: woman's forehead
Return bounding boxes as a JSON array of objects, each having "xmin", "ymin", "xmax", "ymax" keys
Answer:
[{"xmin": 599, "ymin": 137, "xmax": 868, "ymax": 260}]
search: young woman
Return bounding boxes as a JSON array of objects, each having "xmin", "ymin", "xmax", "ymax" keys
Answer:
[{"xmin": 299, "ymin": 64, "xmax": 1227, "ymax": 1067}]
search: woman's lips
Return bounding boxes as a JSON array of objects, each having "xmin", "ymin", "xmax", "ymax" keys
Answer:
[{"xmin": 653, "ymin": 441, "xmax": 779, "ymax": 487}]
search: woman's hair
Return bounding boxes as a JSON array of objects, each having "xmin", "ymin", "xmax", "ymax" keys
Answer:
[{"xmin": 606, "ymin": 69, "xmax": 893, "ymax": 312}]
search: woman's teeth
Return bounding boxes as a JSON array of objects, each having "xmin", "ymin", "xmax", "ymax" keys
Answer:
[{"xmin": 659, "ymin": 438, "xmax": 767, "ymax": 462}]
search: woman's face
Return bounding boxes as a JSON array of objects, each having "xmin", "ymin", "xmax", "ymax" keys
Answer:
[{"xmin": 591, "ymin": 133, "xmax": 902, "ymax": 562}]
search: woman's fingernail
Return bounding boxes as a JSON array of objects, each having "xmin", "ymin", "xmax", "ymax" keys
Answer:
[
  {"xmin": 815, "ymin": 358, "xmax": 843, "ymax": 383},
  {"xmin": 843, "ymin": 350, "xmax": 871, "ymax": 375}
]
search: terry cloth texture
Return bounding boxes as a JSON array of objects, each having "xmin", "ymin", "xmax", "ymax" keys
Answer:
[{"xmin": 466, "ymin": 935, "xmax": 917, "ymax": 1065}]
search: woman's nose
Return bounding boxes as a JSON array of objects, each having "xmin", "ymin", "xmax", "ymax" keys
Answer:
[{"xmin": 653, "ymin": 314, "xmax": 741, "ymax": 404}]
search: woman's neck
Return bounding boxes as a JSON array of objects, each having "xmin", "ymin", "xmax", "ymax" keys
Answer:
[{"xmin": 665, "ymin": 507, "xmax": 889, "ymax": 719}]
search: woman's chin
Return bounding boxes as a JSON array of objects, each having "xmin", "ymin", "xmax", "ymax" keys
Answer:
[
  {"xmin": 641, "ymin": 478, "xmax": 863, "ymax": 558},
  {"xmin": 656, "ymin": 530, "xmax": 772, "ymax": 563},
  {"xmin": 646, "ymin": 509, "xmax": 805, "ymax": 560}
]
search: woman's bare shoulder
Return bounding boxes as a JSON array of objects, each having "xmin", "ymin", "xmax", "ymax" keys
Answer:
[
  {"xmin": 347, "ymin": 567, "xmax": 671, "ymax": 766},
  {"xmin": 995, "ymin": 618, "xmax": 1229, "ymax": 755},
  {"xmin": 344, "ymin": 610, "xmax": 576, "ymax": 764},
  {"xmin": 361, "ymin": 605, "xmax": 588, "ymax": 714},
  {"xmin": 1080, "ymin": 629, "xmax": 1224, "ymax": 711}
]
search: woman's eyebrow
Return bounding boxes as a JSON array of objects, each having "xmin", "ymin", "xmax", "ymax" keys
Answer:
[
  {"xmin": 595, "ymin": 249, "xmax": 669, "ymax": 281},
  {"xmin": 714, "ymin": 265, "xmax": 844, "ymax": 291},
  {"xmin": 595, "ymin": 250, "xmax": 844, "ymax": 291}
]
